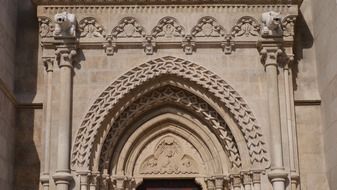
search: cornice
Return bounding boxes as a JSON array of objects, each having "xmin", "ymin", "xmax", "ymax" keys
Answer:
[{"xmin": 33, "ymin": 0, "xmax": 300, "ymax": 6}]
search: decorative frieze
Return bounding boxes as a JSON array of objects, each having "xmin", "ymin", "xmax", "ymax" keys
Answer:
[
  {"xmin": 191, "ymin": 16, "xmax": 226, "ymax": 38},
  {"xmin": 112, "ymin": 17, "xmax": 146, "ymax": 39},
  {"xmin": 151, "ymin": 16, "xmax": 185, "ymax": 39},
  {"xmin": 231, "ymin": 16, "xmax": 260, "ymax": 38},
  {"xmin": 38, "ymin": 17, "xmax": 54, "ymax": 38}
]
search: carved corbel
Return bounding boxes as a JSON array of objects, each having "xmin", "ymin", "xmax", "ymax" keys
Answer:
[
  {"xmin": 103, "ymin": 35, "xmax": 116, "ymax": 56},
  {"xmin": 221, "ymin": 34, "xmax": 235, "ymax": 54},
  {"xmin": 53, "ymin": 12, "xmax": 77, "ymax": 38},
  {"xmin": 142, "ymin": 35, "xmax": 156, "ymax": 55},
  {"xmin": 182, "ymin": 35, "xmax": 195, "ymax": 55},
  {"xmin": 261, "ymin": 11, "xmax": 283, "ymax": 37}
]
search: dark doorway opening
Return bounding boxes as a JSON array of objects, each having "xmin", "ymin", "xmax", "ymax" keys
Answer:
[{"xmin": 137, "ymin": 179, "xmax": 202, "ymax": 190}]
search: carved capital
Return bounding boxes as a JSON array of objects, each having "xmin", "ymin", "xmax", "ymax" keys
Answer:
[
  {"xmin": 231, "ymin": 175, "xmax": 242, "ymax": 188},
  {"xmin": 42, "ymin": 57, "xmax": 55, "ymax": 72},
  {"xmin": 252, "ymin": 172, "xmax": 261, "ymax": 184},
  {"xmin": 259, "ymin": 45, "xmax": 282, "ymax": 67},
  {"xmin": 241, "ymin": 172, "xmax": 252, "ymax": 185},
  {"xmin": 55, "ymin": 47, "xmax": 77, "ymax": 68}
]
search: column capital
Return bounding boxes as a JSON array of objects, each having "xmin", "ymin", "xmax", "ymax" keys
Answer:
[
  {"xmin": 241, "ymin": 172, "xmax": 252, "ymax": 185},
  {"xmin": 42, "ymin": 57, "xmax": 55, "ymax": 72},
  {"xmin": 55, "ymin": 46, "xmax": 77, "ymax": 68},
  {"xmin": 259, "ymin": 44, "xmax": 283, "ymax": 67}
]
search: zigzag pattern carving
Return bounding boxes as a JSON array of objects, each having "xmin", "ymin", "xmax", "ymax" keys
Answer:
[
  {"xmin": 71, "ymin": 56, "xmax": 268, "ymax": 169},
  {"xmin": 99, "ymin": 86, "xmax": 242, "ymax": 169}
]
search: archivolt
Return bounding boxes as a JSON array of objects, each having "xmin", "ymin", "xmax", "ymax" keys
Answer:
[
  {"xmin": 99, "ymin": 86, "xmax": 242, "ymax": 170},
  {"xmin": 71, "ymin": 56, "xmax": 267, "ymax": 169}
]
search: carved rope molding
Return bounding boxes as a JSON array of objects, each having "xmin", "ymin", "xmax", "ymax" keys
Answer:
[
  {"xmin": 33, "ymin": 0, "xmax": 300, "ymax": 5},
  {"xmin": 99, "ymin": 86, "xmax": 242, "ymax": 170},
  {"xmin": 71, "ymin": 56, "xmax": 268, "ymax": 170}
]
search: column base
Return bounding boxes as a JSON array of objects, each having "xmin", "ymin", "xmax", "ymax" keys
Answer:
[{"xmin": 40, "ymin": 173, "xmax": 50, "ymax": 189}]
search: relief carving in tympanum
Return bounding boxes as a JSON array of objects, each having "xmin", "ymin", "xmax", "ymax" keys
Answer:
[{"xmin": 140, "ymin": 136, "xmax": 199, "ymax": 175}]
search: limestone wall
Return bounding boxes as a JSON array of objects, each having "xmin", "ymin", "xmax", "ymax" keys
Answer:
[
  {"xmin": 0, "ymin": 0, "xmax": 17, "ymax": 189},
  {"xmin": 311, "ymin": 0, "xmax": 337, "ymax": 189}
]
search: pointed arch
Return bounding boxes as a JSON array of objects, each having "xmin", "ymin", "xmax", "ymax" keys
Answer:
[{"xmin": 71, "ymin": 56, "xmax": 268, "ymax": 171}]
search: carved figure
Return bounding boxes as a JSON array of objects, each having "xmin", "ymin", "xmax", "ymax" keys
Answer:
[
  {"xmin": 261, "ymin": 11, "xmax": 283, "ymax": 36},
  {"xmin": 53, "ymin": 12, "xmax": 76, "ymax": 38}
]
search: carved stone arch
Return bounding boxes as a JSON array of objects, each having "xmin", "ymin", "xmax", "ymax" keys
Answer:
[
  {"xmin": 111, "ymin": 17, "xmax": 146, "ymax": 39},
  {"xmin": 112, "ymin": 113, "xmax": 229, "ymax": 178},
  {"xmin": 71, "ymin": 56, "xmax": 268, "ymax": 172},
  {"xmin": 191, "ymin": 16, "xmax": 226, "ymax": 38},
  {"xmin": 78, "ymin": 17, "xmax": 106, "ymax": 38},
  {"xmin": 97, "ymin": 86, "xmax": 243, "ymax": 173},
  {"xmin": 231, "ymin": 16, "xmax": 261, "ymax": 38},
  {"xmin": 151, "ymin": 16, "xmax": 185, "ymax": 39}
]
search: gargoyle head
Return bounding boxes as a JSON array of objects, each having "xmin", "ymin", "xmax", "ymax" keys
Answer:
[{"xmin": 262, "ymin": 11, "xmax": 283, "ymax": 36}]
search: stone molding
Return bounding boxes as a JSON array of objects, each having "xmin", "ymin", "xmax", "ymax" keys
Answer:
[
  {"xmin": 99, "ymin": 86, "xmax": 242, "ymax": 170},
  {"xmin": 39, "ymin": 10, "xmax": 297, "ymax": 55},
  {"xmin": 71, "ymin": 56, "xmax": 268, "ymax": 170},
  {"xmin": 33, "ymin": 0, "xmax": 300, "ymax": 5}
]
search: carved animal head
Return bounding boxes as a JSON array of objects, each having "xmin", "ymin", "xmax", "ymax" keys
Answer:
[
  {"xmin": 54, "ymin": 12, "xmax": 69, "ymax": 24},
  {"xmin": 262, "ymin": 11, "xmax": 283, "ymax": 33}
]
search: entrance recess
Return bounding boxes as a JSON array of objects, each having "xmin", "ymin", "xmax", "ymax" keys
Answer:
[{"xmin": 137, "ymin": 179, "xmax": 201, "ymax": 190}]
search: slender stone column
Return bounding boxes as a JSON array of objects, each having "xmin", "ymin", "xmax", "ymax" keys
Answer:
[
  {"xmin": 52, "ymin": 47, "xmax": 77, "ymax": 190},
  {"xmin": 260, "ymin": 44, "xmax": 288, "ymax": 190},
  {"xmin": 40, "ymin": 57, "xmax": 55, "ymax": 190},
  {"xmin": 283, "ymin": 54, "xmax": 300, "ymax": 190}
]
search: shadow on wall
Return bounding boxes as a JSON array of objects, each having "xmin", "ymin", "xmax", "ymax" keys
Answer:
[
  {"xmin": 292, "ymin": 11, "xmax": 314, "ymax": 91},
  {"xmin": 14, "ymin": 0, "xmax": 40, "ymax": 190}
]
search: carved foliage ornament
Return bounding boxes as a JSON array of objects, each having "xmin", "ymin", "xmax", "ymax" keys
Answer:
[
  {"xmin": 152, "ymin": 17, "xmax": 185, "ymax": 38},
  {"xmin": 231, "ymin": 16, "xmax": 260, "ymax": 37},
  {"xmin": 140, "ymin": 136, "xmax": 199, "ymax": 175},
  {"xmin": 79, "ymin": 17, "xmax": 106, "ymax": 38},
  {"xmin": 38, "ymin": 17, "xmax": 54, "ymax": 38},
  {"xmin": 282, "ymin": 15, "xmax": 297, "ymax": 37},
  {"xmin": 191, "ymin": 16, "xmax": 225, "ymax": 38},
  {"xmin": 71, "ymin": 56, "xmax": 268, "ymax": 169},
  {"xmin": 112, "ymin": 17, "xmax": 146, "ymax": 38}
]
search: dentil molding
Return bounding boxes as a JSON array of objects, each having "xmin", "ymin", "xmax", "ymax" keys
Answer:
[{"xmin": 33, "ymin": 0, "xmax": 301, "ymax": 5}]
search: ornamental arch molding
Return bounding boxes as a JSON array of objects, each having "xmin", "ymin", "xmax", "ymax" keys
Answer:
[{"xmin": 71, "ymin": 56, "xmax": 269, "ymax": 173}]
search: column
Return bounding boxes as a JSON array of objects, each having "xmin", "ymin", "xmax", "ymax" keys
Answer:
[
  {"xmin": 214, "ymin": 176, "xmax": 224, "ymax": 190},
  {"xmin": 52, "ymin": 47, "xmax": 77, "ymax": 190},
  {"xmin": 260, "ymin": 44, "xmax": 288, "ymax": 190},
  {"xmin": 283, "ymin": 53, "xmax": 300, "ymax": 190},
  {"xmin": 40, "ymin": 57, "xmax": 55, "ymax": 190}
]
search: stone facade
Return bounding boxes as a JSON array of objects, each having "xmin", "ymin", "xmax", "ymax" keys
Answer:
[{"xmin": 0, "ymin": 0, "xmax": 336, "ymax": 190}]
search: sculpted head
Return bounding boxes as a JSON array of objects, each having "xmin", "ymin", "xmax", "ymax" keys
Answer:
[
  {"xmin": 262, "ymin": 11, "xmax": 283, "ymax": 36},
  {"xmin": 53, "ymin": 12, "xmax": 76, "ymax": 38}
]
